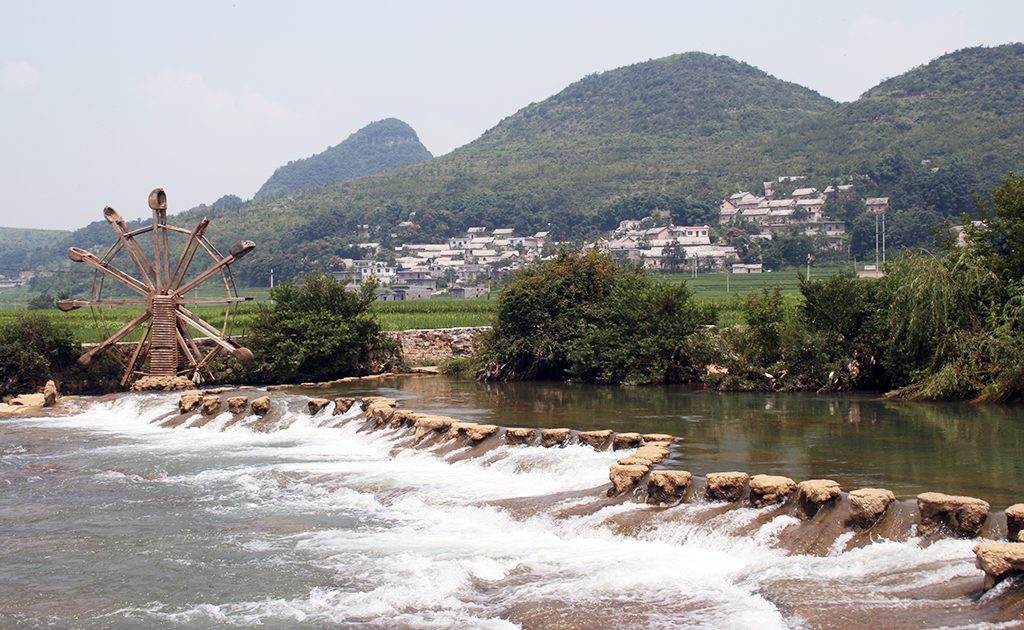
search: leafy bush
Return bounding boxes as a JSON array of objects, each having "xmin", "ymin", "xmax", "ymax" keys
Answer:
[
  {"xmin": 0, "ymin": 313, "xmax": 79, "ymax": 396},
  {"xmin": 243, "ymin": 273, "xmax": 397, "ymax": 383},
  {"xmin": 479, "ymin": 250, "xmax": 715, "ymax": 385}
]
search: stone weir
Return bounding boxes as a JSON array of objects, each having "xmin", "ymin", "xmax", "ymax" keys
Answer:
[{"xmin": 166, "ymin": 390, "xmax": 1024, "ymax": 592}]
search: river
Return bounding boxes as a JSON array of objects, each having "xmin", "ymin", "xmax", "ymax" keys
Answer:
[{"xmin": 2, "ymin": 377, "xmax": 1023, "ymax": 628}]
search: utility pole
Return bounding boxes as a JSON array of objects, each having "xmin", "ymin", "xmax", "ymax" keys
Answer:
[
  {"xmin": 881, "ymin": 212, "xmax": 886, "ymax": 264},
  {"xmin": 806, "ymin": 253, "xmax": 813, "ymax": 281},
  {"xmin": 270, "ymin": 268, "xmax": 274, "ymax": 289},
  {"xmin": 874, "ymin": 213, "xmax": 880, "ymax": 271}
]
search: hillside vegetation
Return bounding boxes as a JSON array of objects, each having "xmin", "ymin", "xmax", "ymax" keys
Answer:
[
  {"xmin": 253, "ymin": 118, "xmax": 432, "ymax": 199},
  {"xmin": 21, "ymin": 45, "xmax": 1024, "ymax": 289}
]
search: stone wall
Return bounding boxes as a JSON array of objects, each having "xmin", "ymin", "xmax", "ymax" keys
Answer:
[{"xmin": 388, "ymin": 327, "xmax": 490, "ymax": 365}]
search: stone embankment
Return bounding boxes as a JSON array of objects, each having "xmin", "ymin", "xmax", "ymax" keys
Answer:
[
  {"xmin": 0, "ymin": 380, "xmax": 61, "ymax": 415},
  {"xmin": 168, "ymin": 389, "xmax": 1024, "ymax": 592},
  {"xmin": 387, "ymin": 327, "xmax": 489, "ymax": 365}
]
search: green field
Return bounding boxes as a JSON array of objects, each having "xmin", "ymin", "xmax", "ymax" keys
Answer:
[{"xmin": 0, "ymin": 264, "xmax": 847, "ymax": 342}]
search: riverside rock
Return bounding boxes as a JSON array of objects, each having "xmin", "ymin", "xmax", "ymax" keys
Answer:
[
  {"xmin": 848, "ymin": 488, "xmax": 896, "ymax": 527},
  {"xmin": 706, "ymin": 472, "xmax": 749, "ymax": 502},
  {"xmin": 131, "ymin": 375, "xmax": 196, "ymax": 391},
  {"xmin": 796, "ymin": 479, "xmax": 841, "ymax": 519},
  {"xmin": 505, "ymin": 428, "xmax": 536, "ymax": 445},
  {"xmin": 451, "ymin": 422, "xmax": 499, "ymax": 442},
  {"xmin": 42, "ymin": 380, "xmax": 59, "ymax": 407},
  {"xmin": 1005, "ymin": 504, "xmax": 1024, "ymax": 542},
  {"xmin": 413, "ymin": 415, "xmax": 453, "ymax": 440},
  {"xmin": 307, "ymin": 398, "xmax": 331, "ymax": 414},
  {"xmin": 609, "ymin": 464, "xmax": 649, "ymax": 495},
  {"xmin": 250, "ymin": 396, "xmax": 271, "ymax": 416},
  {"xmin": 227, "ymin": 396, "xmax": 248, "ymax": 414},
  {"xmin": 578, "ymin": 430, "xmax": 613, "ymax": 449},
  {"xmin": 647, "ymin": 470, "xmax": 692, "ymax": 504},
  {"xmin": 917, "ymin": 492, "xmax": 990, "ymax": 537},
  {"xmin": 749, "ymin": 474, "xmax": 796, "ymax": 508},
  {"xmin": 973, "ymin": 542, "xmax": 1024, "ymax": 590},
  {"xmin": 541, "ymin": 428, "xmax": 571, "ymax": 448},
  {"xmin": 641, "ymin": 433, "xmax": 674, "ymax": 443},
  {"xmin": 179, "ymin": 392, "xmax": 203, "ymax": 414},
  {"xmin": 333, "ymin": 398, "xmax": 356, "ymax": 415}
]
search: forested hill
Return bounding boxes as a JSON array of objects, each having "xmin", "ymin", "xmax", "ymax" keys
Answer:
[
  {"xmin": 24, "ymin": 44, "xmax": 1024, "ymax": 288},
  {"xmin": 253, "ymin": 118, "xmax": 432, "ymax": 199},
  {"xmin": 0, "ymin": 227, "xmax": 70, "ymax": 277}
]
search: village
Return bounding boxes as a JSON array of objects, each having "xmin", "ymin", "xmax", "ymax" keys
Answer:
[{"xmin": 331, "ymin": 177, "xmax": 889, "ymax": 299}]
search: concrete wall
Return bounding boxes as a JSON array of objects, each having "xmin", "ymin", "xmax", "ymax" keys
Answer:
[{"xmin": 388, "ymin": 327, "xmax": 490, "ymax": 365}]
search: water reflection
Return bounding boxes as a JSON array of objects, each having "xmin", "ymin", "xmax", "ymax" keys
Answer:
[{"xmin": 303, "ymin": 377, "xmax": 1024, "ymax": 507}]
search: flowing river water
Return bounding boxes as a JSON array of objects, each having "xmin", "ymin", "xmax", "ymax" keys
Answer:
[{"xmin": 2, "ymin": 376, "xmax": 1023, "ymax": 628}]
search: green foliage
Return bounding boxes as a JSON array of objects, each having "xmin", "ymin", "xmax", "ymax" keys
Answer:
[
  {"xmin": 970, "ymin": 172, "xmax": 1024, "ymax": 283},
  {"xmin": 480, "ymin": 251, "xmax": 715, "ymax": 384},
  {"xmin": 254, "ymin": 118, "xmax": 433, "ymax": 199},
  {"xmin": 243, "ymin": 273, "xmax": 393, "ymax": 383},
  {"xmin": 0, "ymin": 313, "xmax": 78, "ymax": 396}
]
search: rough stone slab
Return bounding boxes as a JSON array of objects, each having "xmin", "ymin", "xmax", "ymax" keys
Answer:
[
  {"xmin": 1006, "ymin": 504, "xmax": 1024, "ymax": 542},
  {"xmin": 414, "ymin": 415, "xmax": 454, "ymax": 440},
  {"xmin": 250, "ymin": 396, "xmax": 271, "ymax": 416},
  {"xmin": 333, "ymin": 398, "xmax": 356, "ymax": 415},
  {"xmin": 450, "ymin": 422, "xmax": 499, "ymax": 441},
  {"xmin": 974, "ymin": 542, "xmax": 1024, "ymax": 590},
  {"xmin": 609, "ymin": 463, "xmax": 649, "ymax": 495},
  {"xmin": 541, "ymin": 428, "xmax": 571, "ymax": 448},
  {"xmin": 641, "ymin": 433, "xmax": 674, "ymax": 443},
  {"xmin": 504, "ymin": 428, "xmax": 536, "ymax": 445},
  {"xmin": 796, "ymin": 479, "xmax": 841, "ymax": 519},
  {"xmin": 706, "ymin": 472, "xmax": 749, "ymax": 502},
  {"xmin": 578, "ymin": 430, "xmax": 613, "ymax": 449},
  {"xmin": 749, "ymin": 474, "xmax": 796, "ymax": 508},
  {"xmin": 179, "ymin": 392, "xmax": 203, "ymax": 414},
  {"xmin": 848, "ymin": 488, "xmax": 896, "ymax": 527},
  {"xmin": 132, "ymin": 375, "xmax": 195, "ymax": 391},
  {"xmin": 307, "ymin": 398, "xmax": 331, "ymax": 414},
  {"xmin": 647, "ymin": 470, "xmax": 692, "ymax": 504},
  {"xmin": 226, "ymin": 396, "xmax": 248, "ymax": 414},
  {"xmin": 612, "ymin": 433, "xmax": 643, "ymax": 450},
  {"xmin": 917, "ymin": 492, "xmax": 990, "ymax": 538},
  {"xmin": 200, "ymin": 396, "xmax": 221, "ymax": 416}
]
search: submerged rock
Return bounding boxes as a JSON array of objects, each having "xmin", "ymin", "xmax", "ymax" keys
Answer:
[
  {"xmin": 641, "ymin": 433, "xmax": 674, "ymax": 443},
  {"xmin": 609, "ymin": 463, "xmax": 649, "ymax": 495},
  {"xmin": 307, "ymin": 398, "xmax": 331, "ymax": 414},
  {"xmin": 541, "ymin": 428, "xmax": 571, "ymax": 448},
  {"xmin": 1006, "ymin": 504, "xmax": 1024, "ymax": 542},
  {"xmin": 848, "ymin": 488, "xmax": 896, "ymax": 527},
  {"xmin": 973, "ymin": 542, "xmax": 1024, "ymax": 590},
  {"xmin": 917, "ymin": 492, "xmax": 990, "ymax": 537},
  {"xmin": 250, "ymin": 396, "xmax": 271, "ymax": 416},
  {"xmin": 505, "ymin": 427, "xmax": 536, "ymax": 445},
  {"xmin": 226, "ymin": 396, "xmax": 248, "ymax": 414},
  {"xmin": 749, "ymin": 474, "xmax": 796, "ymax": 508},
  {"xmin": 796, "ymin": 479, "xmax": 841, "ymax": 519},
  {"xmin": 706, "ymin": 472, "xmax": 749, "ymax": 502},
  {"xmin": 647, "ymin": 470, "xmax": 692, "ymax": 504}
]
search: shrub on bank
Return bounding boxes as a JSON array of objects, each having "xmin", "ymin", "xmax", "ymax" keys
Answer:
[{"xmin": 478, "ymin": 250, "xmax": 716, "ymax": 385}]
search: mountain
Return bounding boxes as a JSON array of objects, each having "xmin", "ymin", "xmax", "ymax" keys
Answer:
[
  {"xmin": 253, "ymin": 118, "xmax": 432, "ymax": 199},
  {"xmin": 0, "ymin": 227, "xmax": 71, "ymax": 277},
  {"xmin": 25, "ymin": 45, "xmax": 1024, "ymax": 288}
]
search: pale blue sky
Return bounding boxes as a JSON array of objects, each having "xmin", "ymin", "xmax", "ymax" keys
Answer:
[{"xmin": 2, "ymin": 1, "xmax": 1021, "ymax": 230}]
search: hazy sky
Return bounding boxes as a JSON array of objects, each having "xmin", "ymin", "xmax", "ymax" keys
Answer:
[{"xmin": 2, "ymin": 1, "xmax": 1021, "ymax": 231}]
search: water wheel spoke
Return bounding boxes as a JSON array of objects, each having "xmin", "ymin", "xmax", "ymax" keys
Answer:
[
  {"xmin": 56, "ymin": 298, "xmax": 148, "ymax": 311},
  {"xmin": 120, "ymin": 320, "xmax": 154, "ymax": 386},
  {"xmin": 168, "ymin": 218, "xmax": 210, "ymax": 292},
  {"xmin": 103, "ymin": 206, "xmax": 157, "ymax": 289},
  {"xmin": 175, "ymin": 306, "xmax": 238, "ymax": 355},
  {"xmin": 175, "ymin": 240, "xmax": 255, "ymax": 296},
  {"xmin": 78, "ymin": 311, "xmax": 151, "ymax": 365},
  {"xmin": 179, "ymin": 297, "xmax": 252, "ymax": 305},
  {"xmin": 68, "ymin": 247, "xmax": 151, "ymax": 296}
]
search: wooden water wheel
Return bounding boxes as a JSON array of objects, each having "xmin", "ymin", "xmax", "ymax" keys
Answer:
[{"xmin": 58, "ymin": 188, "xmax": 255, "ymax": 386}]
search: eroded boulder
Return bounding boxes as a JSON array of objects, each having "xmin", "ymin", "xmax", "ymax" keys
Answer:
[
  {"xmin": 333, "ymin": 398, "xmax": 357, "ymax": 415},
  {"xmin": 647, "ymin": 470, "xmax": 692, "ymax": 504},
  {"xmin": 641, "ymin": 433, "xmax": 674, "ymax": 443},
  {"xmin": 578, "ymin": 430, "xmax": 613, "ymax": 450},
  {"xmin": 179, "ymin": 392, "xmax": 203, "ymax": 414},
  {"xmin": 705, "ymin": 472, "xmax": 749, "ymax": 502},
  {"xmin": 848, "ymin": 488, "xmax": 896, "ymax": 527},
  {"xmin": 749, "ymin": 474, "xmax": 796, "ymax": 508},
  {"xmin": 1006, "ymin": 504, "xmax": 1024, "ymax": 542},
  {"xmin": 200, "ymin": 396, "xmax": 221, "ymax": 416},
  {"xmin": 450, "ymin": 422, "xmax": 499, "ymax": 442},
  {"xmin": 414, "ymin": 415, "xmax": 453, "ymax": 440},
  {"xmin": 917, "ymin": 492, "xmax": 990, "ymax": 538},
  {"xmin": 42, "ymin": 380, "xmax": 59, "ymax": 407},
  {"xmin": 227, "ymin": 396, "xmax": 248, "ymax": 414},
  {"xmin": 131, "ymin": 375, "xmax": 196, "ymax": 391},
  {"xmin": 612, "ymin": 433, "xmax": 642, "ymax": 450},
  {"xmin": 307, "ymin": 398, "xmax": 331, "ymax": 414},
  {"xmin": 505, "ymin": 428, "xmax": 536, "ymax": 446},
  {"xmin": 974, "ymin": 542, "xmax": 1024, "ymax": 590},
  {"xmin": 541, "ymin": 428, "xmax": 571, "ymax": 448},
  {"xmin": 796, "ymin": 479, "xmax": 841, "ymax": 519},
  {"xmin": 250, "ymin": 396, "xmax": 271, "ymax": 416},
  {"xmin": 609, "ymin": 463, "xmax": 649, "ymax": 495}
]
